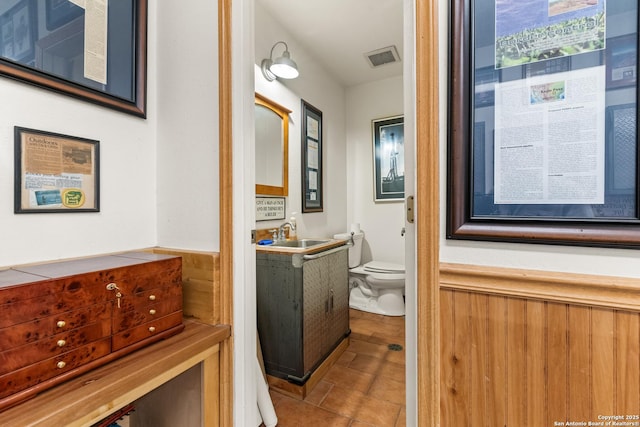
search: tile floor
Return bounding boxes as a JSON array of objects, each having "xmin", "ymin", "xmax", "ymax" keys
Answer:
[{"xmin": 266, "ymin": 309, "xmax": 406, "ymax": 427}]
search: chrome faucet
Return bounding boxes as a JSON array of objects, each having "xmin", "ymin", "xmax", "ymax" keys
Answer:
[{"xmin": 277, "ymin": 221, "xmax": 295, "ymax": 241}]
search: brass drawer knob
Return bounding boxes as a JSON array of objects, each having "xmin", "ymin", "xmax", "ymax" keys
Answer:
[
  {"xmin": 149, "ymin": 309, "xmax": 157, "ymax": 315},
  {"xmin": 148, "ymin": 295, "xmax": 156, "ymax": 301},
  {"xmin": 148, "ymin": 326, "xmax": 156, "ymax": 333},
  {"xmin": 56, "ymin": 321, "xmax": 66, "ymax": 328},
  {"xmin": 57, "ymin": 340, "xmax": 66, "ymax": 347},
  {"xmin": 56, "ymin": 361, "xmax": 66, "ymax": 369}
]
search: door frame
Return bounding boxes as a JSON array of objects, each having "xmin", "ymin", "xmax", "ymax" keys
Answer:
[
  {"xmin": 415, "ymin": 0, "xmax": 440, "ymax": 425},
  {"xmin": 218, "ymin": 0, "xmax": 441, "ymax": 425}
]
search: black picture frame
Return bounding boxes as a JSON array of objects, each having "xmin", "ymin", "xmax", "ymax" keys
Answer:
[
  {"xmin": 447, "ymin": 0, "xmax": 640, "ymax": 248},
  {"xmin": 373, "ymin": 115, "xmax": 404, "ymax": 202},
  {"xmin": 0, "ymin": 0, "xmax": 147, "ymax": 117},
  {"xmin": 301, "ymin": 99, "xmax": 323, "ymax": 213},
  {"xmin": 15, "ymin": 126, "xmax": 100, "ymax": 213}
]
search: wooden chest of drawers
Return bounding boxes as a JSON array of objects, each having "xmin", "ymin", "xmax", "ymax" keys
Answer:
[{"xmin": 0, "ymin": 251, "xmax": 184, "ymax": 411}]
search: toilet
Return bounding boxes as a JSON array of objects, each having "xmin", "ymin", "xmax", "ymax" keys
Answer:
[{"xmin": 334, "ymin": 231, "xmax": 405, "ymax": 316}]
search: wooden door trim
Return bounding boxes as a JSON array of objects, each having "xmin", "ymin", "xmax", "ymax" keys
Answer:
[
  {"xmin": 218, "ymin": 0, "xmax": 234, "ymax": 425},
  {"xmin": 416, "ymin": 0, "xmax": 440, "ymax": 425}
]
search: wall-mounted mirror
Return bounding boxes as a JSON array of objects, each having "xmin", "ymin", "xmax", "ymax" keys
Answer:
[{"xmin": 255, "ymin": 93, "xmax": 290, "ymax": 196}]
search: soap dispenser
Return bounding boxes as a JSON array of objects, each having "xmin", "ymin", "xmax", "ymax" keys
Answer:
[{"xmin": 289, "ymin": 212, "xmax": 297, "ymax": 239}]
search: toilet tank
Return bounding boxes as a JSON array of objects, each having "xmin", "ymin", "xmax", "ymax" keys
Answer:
[{"xmin": 333, "ymin": 232, "xmax": 364, "ymax": 268}]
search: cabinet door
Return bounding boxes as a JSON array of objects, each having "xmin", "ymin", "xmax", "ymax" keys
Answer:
[
  {"xmin": 325, "ymin": 250, "xmax": 349, "ymax": 352},
  {"xmin": 256, "ymin": 254, "xmax": 304, "ymax": 379},
  {"xmin": 302, "ymin": 256, "xmax": 328, "ymax": 373},
  {"xmin": 303, "ymin": 249, "xmax": 350, "ymax": 373}
]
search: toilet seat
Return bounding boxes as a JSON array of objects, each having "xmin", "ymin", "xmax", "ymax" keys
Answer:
[
  {"xmin": 363, "ymin": 261, "xmax": 404, "ymax": 274},
  {"xmin": 350, "ymin": 261, "xmax": 405, "ymax": 280}
]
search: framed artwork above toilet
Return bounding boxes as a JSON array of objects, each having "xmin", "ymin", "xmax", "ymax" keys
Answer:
[{"xmin": 372, "ymin": 115, "xmax": 404, "ymax": 202}]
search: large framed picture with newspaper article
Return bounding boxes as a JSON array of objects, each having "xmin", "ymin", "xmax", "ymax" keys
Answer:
[{"xmin": 447, "ymin": 0, "xmax": 640, "ymax": 247}]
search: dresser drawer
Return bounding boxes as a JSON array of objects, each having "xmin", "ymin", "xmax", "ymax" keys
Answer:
[
  {"xmin": 0, "ymin": 303, "xmax": 111, "ymax": 352},
  {"xmin": 0, "ymin": 320, "xmax": 112, "ymax": 375},
  {"xmin": 112, "ymin": 280, "xmax": 183, "ymax": 312},
  {"xmin": 0, "ymin": 276, "xmax": 110, "ymax": 329},
  {"xmin": 112, "ymin": 296, "xmax": 182, "ymax": 333},
  {"xmin": 0, "ymin": 337, "xmax": 111, "ymax": 400},
  {"xmin": 112, "ymin": 311, "xmax": 183, "ymax": 351}
]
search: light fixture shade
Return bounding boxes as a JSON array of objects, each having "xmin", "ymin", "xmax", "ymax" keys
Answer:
[
  {"xmin": 261, "ymin": 41, "xmax": 299, "ymax": 81},
  {"xmin": 270, "ymin": 51, "xmax": 299, "ymax": 79}
]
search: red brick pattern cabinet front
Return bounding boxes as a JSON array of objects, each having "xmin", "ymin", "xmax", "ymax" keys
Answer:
[{"xmin": 0, "ymin": 252, "xmax": 183, "ymax": 411}]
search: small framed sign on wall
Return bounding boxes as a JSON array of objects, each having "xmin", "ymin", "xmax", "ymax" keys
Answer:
[{"xmin": 256, "ymin": 196, "xmax": 285, "ymax": 221}]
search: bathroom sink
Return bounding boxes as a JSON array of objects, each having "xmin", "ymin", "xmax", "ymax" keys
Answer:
[{"xmin": 270, "ymin": 239, "xmax": 330, "ymax": 248}]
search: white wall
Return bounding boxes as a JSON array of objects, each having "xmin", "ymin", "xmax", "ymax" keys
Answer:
[
  {"xmin": 156, "ymin": 0, "xmax": 220, "ymax": 252},
  {"xmin": 0, "ymin": 4, "xmax": 161, "ymax": 267},
  {"xmin": 437, "ymin": 0, "xmax": 640, "ymax": 279},
  {"xmin": 254, "ymin": 2, "xmax": 348, "ymax": 240},
  {"xmin": 345, "ymin": 76, "xmax": 405, "ymax": 265}
]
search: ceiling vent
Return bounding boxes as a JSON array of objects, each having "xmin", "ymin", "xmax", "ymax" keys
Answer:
[{"xmin": 364, "ymin": 45, "xmax": 401, "ymax": 68}]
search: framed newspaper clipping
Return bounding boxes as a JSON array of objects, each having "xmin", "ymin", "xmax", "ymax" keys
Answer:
[{"xmin": 14, "ymin": 126, "xmax": 99, "ymax": 213}]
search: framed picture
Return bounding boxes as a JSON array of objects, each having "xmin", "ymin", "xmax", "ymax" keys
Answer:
[
  {"xmin": 0, "ymin": 0, "xmax": 36, "ymax": 63},
  {"xmin": 301, "ymin": 100, "xmax": 323, "ymax": 213},
  {"xmin": 448, "ymin": 0, "xmax": 640, "ymax": 247},
  {"xmin": 373, "ymin": 115, "xmax": 404, "ymax": 202},
  {"xmin": 0, "ymin": 0, "xmax": 147, "ymax": 117},
  {"xmin": 15, "ymin": 127, "xmax": 99, "ymax": 213}
]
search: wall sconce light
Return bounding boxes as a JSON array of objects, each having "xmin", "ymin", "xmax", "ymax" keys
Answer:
[{"xmin": 261, "ymin": 41, "xmax": 299, "ymax": 81}]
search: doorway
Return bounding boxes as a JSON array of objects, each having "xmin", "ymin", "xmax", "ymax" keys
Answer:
[{"xmin": 221, "ymin": 0, "xmax": 440, "ymax": 425}]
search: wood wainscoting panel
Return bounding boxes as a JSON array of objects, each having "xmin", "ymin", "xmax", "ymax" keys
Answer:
[
  {"xmin": 440, "ymin": 265, "xmax": 640, "ymax": 426},
  {"xmin": 617, "ymin": 311, "xmax": 640, "ymax": 415},
  {"xmin": 151, "ymin": 248, "xmax": 221, "ymax": 325},
  {"xmin": 526, "ymin": 298, "xmax": 545, "ymax": 424},
  {"xmin": 547, "ymin": 302, "xmax": 568, "ymax": 424},
  {"xmin": 487, "ymin": 294, "xmax": 507, "ymax": 426}
]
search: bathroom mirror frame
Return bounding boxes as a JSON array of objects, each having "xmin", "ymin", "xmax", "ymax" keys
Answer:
[{"xmin": 255, "ymin": 93, "xmax": 289, "ymax": 197}]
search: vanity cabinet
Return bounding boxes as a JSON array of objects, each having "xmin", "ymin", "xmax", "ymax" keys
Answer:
[
  {"xmin": 256, "ymin": 247, "xmax": 349, "ymax": 383},
  {"xmin": 0, "ymin": 251, "xmax": 184, "ymax": 411}
]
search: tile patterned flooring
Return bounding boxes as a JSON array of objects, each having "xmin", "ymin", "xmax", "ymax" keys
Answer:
[{"xmin": 267, "ymin": 309, "xmax": 406, "ymax": 427}]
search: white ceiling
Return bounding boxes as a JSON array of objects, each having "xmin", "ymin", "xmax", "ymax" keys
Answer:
[{"xmin": 256, "ymin": 0, "xmax": 404, "ymax": 87}]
